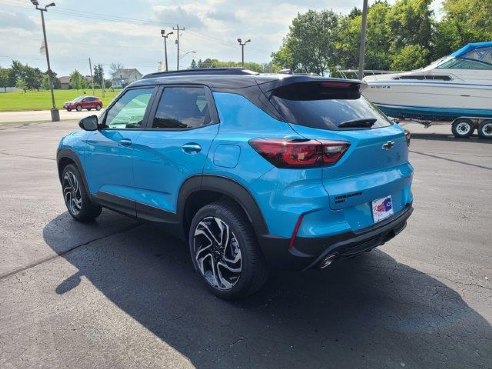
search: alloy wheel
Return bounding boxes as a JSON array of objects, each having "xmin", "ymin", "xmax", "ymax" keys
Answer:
[
  {"xmin": 63, "ymin": 170, "xmax": 82, "ymax": 215},
  {"xmin": 193, "ymin": 217, "xmax": 242, "ymax": 290}
]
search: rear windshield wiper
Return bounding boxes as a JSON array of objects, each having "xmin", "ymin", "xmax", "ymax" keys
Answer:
[{"xmin": 338, "ymin": 118, "xmax": 377, "ymax": 128}]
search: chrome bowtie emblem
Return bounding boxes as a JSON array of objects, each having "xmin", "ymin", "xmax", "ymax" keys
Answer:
[{"xmin": 382, "ymin": 141, "xmax": 395, "ymax": 150}]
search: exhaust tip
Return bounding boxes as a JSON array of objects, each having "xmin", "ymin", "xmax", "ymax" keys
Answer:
[{"xmin": 320, "ymin": 254, "xmax": 337, "ymax": 269}]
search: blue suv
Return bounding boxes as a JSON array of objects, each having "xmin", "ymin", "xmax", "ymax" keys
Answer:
[{"xmin": 57, "ymin": 69, "xmax": 413, "ymax": 299}]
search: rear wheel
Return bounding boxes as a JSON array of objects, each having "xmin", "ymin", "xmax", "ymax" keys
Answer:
[
  {"xmin": 76, "ymin": 105, "xmax": 82, "ymax": 112},
  {"xmin": 62, "ymin": 164, "xmax": 102, "ymax": 222},
  {"xmin": 478, "ymin": 119, "xmax": 492, "ymax": 139},
  {"xmin": 189, "ymin": 201, "xmax": 268, "ymax": 300},
  {"xmin": 452, "ymin": 118, "xmax": 474, "ymax": 138}
]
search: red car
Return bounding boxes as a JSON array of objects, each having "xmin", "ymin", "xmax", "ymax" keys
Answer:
[{"xmin": 63, "ymin": 96, "xmax": 103, "ymax": 112}]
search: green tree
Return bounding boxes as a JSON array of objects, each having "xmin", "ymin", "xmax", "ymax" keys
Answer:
[
  {"xmin": 434, "ymin": 0, "xmax": 492, "ymax": 57},
  {"xmin": 390, "ymin": 44, "xmax": 430, "ymax": 70},
  {"xmin": 272, "ymin": 10, "xmax": 340, "ymax": 74},
  {"xmin": 24, "ymin": 67, "xmax": 43, "ymax": 90},
  {"xmin": 190, "ymin": 59, "xmax": 197, "ymax": 69},
  {"xmin": 69, "ymin": 69, "xmax": 85, "ymax": 90},
  {"xmin": 16, "ymin": 78, "xmax": 27, "ymax": 92},
  {"xmin": 93, "ymin": 64, "xmax": 104, "ymax": 88},
  {"xmin": 9, "ymin": 60, "xmax": 26, "ymax": 87},
  {"xmin": 0, "ymin": 67, "xmax": 9, "ymax": 92}
]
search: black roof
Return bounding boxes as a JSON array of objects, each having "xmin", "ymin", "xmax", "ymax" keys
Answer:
[{"xmin": 131, "ymin": 68, "xmax": 362, "ymax": 92}]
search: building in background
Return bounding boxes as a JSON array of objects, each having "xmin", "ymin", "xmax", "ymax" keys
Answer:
[
  {"xmin": 59, "ymin": 76, "xmax": 70, "ymax": 90},
  {"xmin": 112, "ymin": 68, "xmax": 143, "ymax": 88}
]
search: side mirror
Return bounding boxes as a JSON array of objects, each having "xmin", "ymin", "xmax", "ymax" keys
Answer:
[{"xmin": 79, "ymin": 115, "xmax": 98, "ymax": 131}]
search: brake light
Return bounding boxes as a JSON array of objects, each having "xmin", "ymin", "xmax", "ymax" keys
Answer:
[{"xmin": 249, "ymin": 139, "xmax": 349, "ymax": 168}]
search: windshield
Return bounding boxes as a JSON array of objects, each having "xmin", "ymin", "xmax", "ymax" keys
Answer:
[{"xmin": 270, "ymin": 82, "xmax": 392, "ymax": 130}]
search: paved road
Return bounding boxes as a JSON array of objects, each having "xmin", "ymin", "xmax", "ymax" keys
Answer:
[
  {"xmin": 0, "ymin": 109, "xmax": 103, "ymax": 123},
  {"xmin": 0, "ymin": 121, "xmax": 491, "ymax": 369}
]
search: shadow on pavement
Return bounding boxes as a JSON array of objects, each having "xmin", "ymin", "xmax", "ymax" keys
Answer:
[{"xmin": 43, "ymin": 212, "xmax": 492, "ymax": 369}]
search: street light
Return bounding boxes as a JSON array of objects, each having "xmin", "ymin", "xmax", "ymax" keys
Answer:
[
  {"xmin": 237, "ymin": 38, "xmax": 251, "ymax": 67},
  {"xmin": 179, "ymin": 50, "xmax": 196, "ymax": 61},
  {"xmin": 160, "ymin": 29, "xmax": 173, "ymax": 72},
  {"xmin": 31, "ymin": 0, "xmax": 59, "ymax": 121}
]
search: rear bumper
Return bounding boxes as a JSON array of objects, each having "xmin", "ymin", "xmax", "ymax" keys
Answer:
[{"xmin": 258, "ymin": 204, "xmax": 413, "ymax": 270}]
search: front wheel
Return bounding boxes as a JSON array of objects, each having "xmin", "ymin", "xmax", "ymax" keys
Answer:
[
  {"xmin": 62, "ymin": 164, "xmax": 102, "ymax": 222},
  {"xmin": 452, "ymin": 118, "xmax": 474, "ymax": 138},
  {"xmin": 478, "ymin": 119, "xmax": 492, "ymax": 139},
  {"xmin": 189, "ymin": 201, "xmax": 268, "ymax": 300}
]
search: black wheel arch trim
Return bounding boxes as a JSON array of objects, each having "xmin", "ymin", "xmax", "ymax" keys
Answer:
[
  {"xmin": 177, "ymin": 175, "xmax": 269, "ymax": 238},
  {"xmin": 57, "ymin": 149, "xmax": 91, "ymax": 194}
]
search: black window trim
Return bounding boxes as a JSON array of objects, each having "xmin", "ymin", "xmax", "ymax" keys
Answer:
[
  {"xmin": 100, "ymin": 86, "xmax": 158, "ymax": 131},
  {"xmin": 142, "ymin": 83, "xmax": 220, "ymax": 131}
]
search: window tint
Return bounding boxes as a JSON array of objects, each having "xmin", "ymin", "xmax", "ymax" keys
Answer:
[
  {"xmin": 271, "ymin": 82, "xmax": 392, "ymax": 130},
  {"xmin": 152, "ymin": 87, "xmax": 211, "ymax": 129},
  {"xmin": 105, "ymin": 88, "xmax": 153, "ymax": 129}
]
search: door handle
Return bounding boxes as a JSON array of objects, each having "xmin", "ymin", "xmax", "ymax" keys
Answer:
[
  {"xmin": 120, "ymin": 138, "xmax": 132, "ymax": 146},
  {"xmin": 182, "ymin": 143, "xmax": 202, "ymax": 153}
]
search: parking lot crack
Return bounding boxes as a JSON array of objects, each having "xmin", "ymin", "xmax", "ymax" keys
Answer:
[
  {"xmin": 0, "ymin": 223, "xmax": 142, "ymax": 281},
  {"xmin": 0, "ymin": 151, "xmax": 55, "ymax": 161}
]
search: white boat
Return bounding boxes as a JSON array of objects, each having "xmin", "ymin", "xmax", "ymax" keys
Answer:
[{"xmin": 362, "ymin": 42, "xmax": 492, "ymax": 121}]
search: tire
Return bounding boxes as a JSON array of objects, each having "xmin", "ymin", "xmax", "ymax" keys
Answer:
[
  {"xmin": 189, "ymin": 201, "xmax": 268, "ymax": 300},
  {"xmin": 67, "ymin": 108, "xmax": 72, "ymax": 112},
  {"xmin": 61, "ymin": 164, "xmax": 102, "ymax": 222},
  {"xmin": 76, "ymin": 105, "xmax": 82, "ymax": 112},
  {"xmin": 87, "ymin": 108, "xmax": 91, "ymax": 111},
  {"xmin": 95, "ymin": 104, "xmax": 102, "ymax": 111},
  {"xmin": 478, "ymin": 119, "xmax": 492, "ymax": 139},
  {"xmin": 451, "ymin": 118, "xmax": 474, "ymax": 138}
]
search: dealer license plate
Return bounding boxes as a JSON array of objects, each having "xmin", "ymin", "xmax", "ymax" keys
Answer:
[{"xmin": 372, "ymin": 195, "xmax": 394, "ymax": 223}]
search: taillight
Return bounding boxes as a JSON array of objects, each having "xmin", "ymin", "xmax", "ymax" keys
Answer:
[{"xmin": 249, "ymin": 139, "xmax": 349, "ymax": 168}]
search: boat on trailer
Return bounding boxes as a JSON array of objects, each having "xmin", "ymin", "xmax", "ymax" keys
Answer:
[{"xmin": 362, "ymin": 42, "xmax": 492, "ymax": 138}]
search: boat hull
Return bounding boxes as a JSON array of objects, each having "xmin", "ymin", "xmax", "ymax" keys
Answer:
[{"xmin": 363, "ymin": 81, "xmax": 492, "ymax": 121}]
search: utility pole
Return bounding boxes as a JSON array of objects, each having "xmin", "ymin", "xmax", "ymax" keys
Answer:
[
  {"xmin": 237, "ymin": 38, "xmax": 251, "ymax": 67},
  {"xmin": 101, "ymin": 67, "xmax": 105, "ymax": 98},
  {"xmin": 358, "ymin": 0, "xmax": 369, "ymax": 80},
  {"xmin": 30, "ymin": 0, "xmax": 59, "ymax": 122},
  {"xmin": 161, "ymin": 29, "xmax": 173, "ymax": 72},
  {"xmin": 173, "ymin": 25, "xmax": 185, "ymax": 70},
  {"xmin": 88, "ymin": 57, "xmax": 95, "ymax": 95}
]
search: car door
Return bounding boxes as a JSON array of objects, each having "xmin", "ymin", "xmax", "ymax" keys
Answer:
[
  {"xmin": 81, "ymin": 97, "xmax": 91, "ymax": 109},
  {"xmin": 132, "ymin": 85, "xmax": 219, "ymax": 219},
  {"xmin": 84, "ymin": 87, "xmax": 155, "ymax": 215}
]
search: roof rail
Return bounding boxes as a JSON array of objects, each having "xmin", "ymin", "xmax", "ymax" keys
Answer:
[{"xmin": 143, "ymin": 68, "xmax": 259, "ymax": 79}]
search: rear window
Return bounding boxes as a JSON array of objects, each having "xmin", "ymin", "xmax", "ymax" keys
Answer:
[{"xmin": 270, "ymin": 82, "xmax": 392, "ymax": 130}]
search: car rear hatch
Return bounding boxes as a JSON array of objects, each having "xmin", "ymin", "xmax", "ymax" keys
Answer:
[{"xmin": 262, "ymin": 78, "xmax": 413, "ymax": 232}]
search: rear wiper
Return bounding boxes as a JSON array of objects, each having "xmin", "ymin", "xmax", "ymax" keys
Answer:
[{"xmin": 338, "ymin": 118, "xmax": 377, "ymax": 128}]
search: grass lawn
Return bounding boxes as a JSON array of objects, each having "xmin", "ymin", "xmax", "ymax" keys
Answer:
[{"xmin": 0, "ymin": 89, "xmax": 121, "ymax": 111}]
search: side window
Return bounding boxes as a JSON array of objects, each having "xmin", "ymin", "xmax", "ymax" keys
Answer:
[
  {"xmin": 104, "ymin": 88, "xmax": 153, "ymax": 129},
  {"xmin": 152, "ymin": 87, "xmax": 212, "ymax": 129}
]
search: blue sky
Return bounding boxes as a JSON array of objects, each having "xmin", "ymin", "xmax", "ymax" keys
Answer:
[{"xmin": 0, "ymin": 0, "xmax": 443, "ymax": 77}]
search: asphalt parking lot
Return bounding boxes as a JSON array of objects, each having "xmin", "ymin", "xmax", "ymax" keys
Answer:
[{"xmin": 0, "ymin": 121, "xmax": 491, "ymax": 369}]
